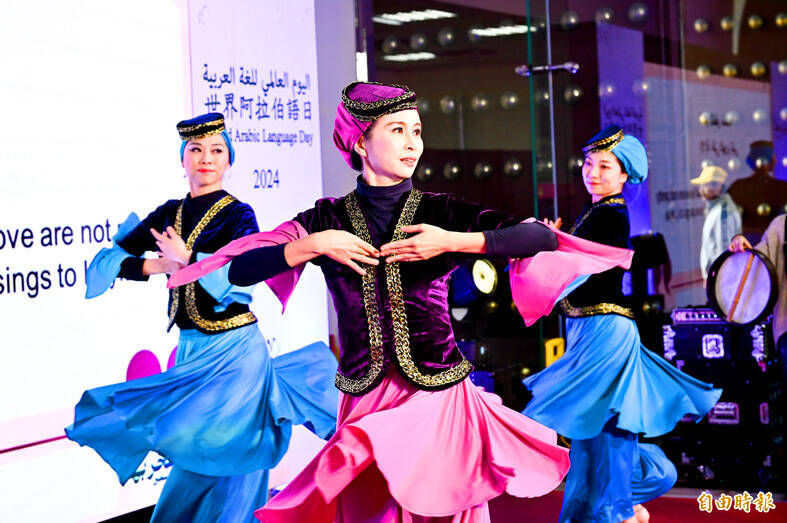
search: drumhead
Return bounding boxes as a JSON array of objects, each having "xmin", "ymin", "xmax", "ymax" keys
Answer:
[{"xmin": 707, "ymin": 249, "xmax": 778, "ymax": 325}]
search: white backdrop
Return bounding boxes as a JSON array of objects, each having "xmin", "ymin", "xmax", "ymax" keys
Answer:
[{"xmin": 0, "ymin": 1, "xmax": 328, "ymax": 521}]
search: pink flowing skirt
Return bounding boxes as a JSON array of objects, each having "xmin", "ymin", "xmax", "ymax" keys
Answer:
[{"xmin": 255, "ymin": 369, "xmax": 570, "ymax": 522}]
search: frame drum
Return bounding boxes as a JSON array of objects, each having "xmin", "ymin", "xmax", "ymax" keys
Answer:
[{"xmin": 707, "ymin": 249, "xmax": 778, "ymax": 325}]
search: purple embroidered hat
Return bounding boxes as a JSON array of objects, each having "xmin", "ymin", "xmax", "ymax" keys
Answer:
[{"xmin": 333, "ymin": 81, "xmax": 418, "ymax": 170}]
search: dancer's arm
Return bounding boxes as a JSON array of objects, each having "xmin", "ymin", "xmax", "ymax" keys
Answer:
[
  {"xmin": 228, "ymin": 230, "xmax": 380, "ymax": 286},
  {"xmin": 380, "ymin": 194, "xmax": 557, "ymax": 262},
  {"xmin": 381, "ymin": 221, "xmax": 557, "ymax": 262}
]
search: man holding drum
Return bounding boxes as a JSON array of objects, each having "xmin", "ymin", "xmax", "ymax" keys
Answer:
[{"xmin": 730, "ymin": 212, "xmax": 786, "ymax": 365}]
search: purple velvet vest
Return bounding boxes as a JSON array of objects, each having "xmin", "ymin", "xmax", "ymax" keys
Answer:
[{"xmin": 294, "ymin": 189, "xmax": 520, "ymax": 395}]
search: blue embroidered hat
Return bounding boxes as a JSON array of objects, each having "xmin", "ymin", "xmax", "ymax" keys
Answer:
[
  {"xmin": 177, "ymin": 112, "xmax": 235, "ymax": 165},
  {"xmin": 583, "ymin": 125, "xmax": 648, "ymax": 184}
]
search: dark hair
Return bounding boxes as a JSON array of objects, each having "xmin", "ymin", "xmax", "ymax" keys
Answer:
[
  {"xmin": 350, "ymin": 121, "xmax": 377, "ymax": 171},
  {"xmin": 616, "ymin": 155, "xmax": 627, "ymax": 174}
]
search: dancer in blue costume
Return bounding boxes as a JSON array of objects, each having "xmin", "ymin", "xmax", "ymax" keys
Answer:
[
  {"xmin": 522, "ymin": 125, "xmax": 722, "ymax": 523},
  {"xmin": 65, "ymin": 113, "xmax": 339, "ymax": 523}
]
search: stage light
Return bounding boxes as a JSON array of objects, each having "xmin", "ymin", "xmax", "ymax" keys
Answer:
[
  {"xmin": 471, "ymin": 93, "xmax": 490, "ymax": 111},
  {"xmin": 696, "ymin": 65, "xmax": 711, "ymax": 79},
  {"xmin": 537, "ymin": 159, "xmax": 554, "ymax": 173},
  {"xmin": 416, "ymin": 164, "xmax": 434, "ymax": 182},
  {"xmin": 694, "ymin": 18, "xmax": 709, "ymax": 33},
  {"xmin": 698, "ymin": 112, "xmax": 711, "ymax": 125},
  {"xmin": 535, "ymin": 90, "xmax": 550, "ymax": 105},
  {"xmin": 560, "ymin": 11, "xmax": 580, "ymax": 30},
  {"xmin": 382, "ymin": 52, "xmax": 436, "ymax": 62},
  {"xmin": 374, "ymin": 9, "xmax": 457, "ymax": 25},
  {"xmin": 440, "ymin": 95, "xmax": 456, "ymax": 114},
  {"xmin": 722, "ymin": 63, "xmax": 738, "ymax": 77},
  {"xmin": 410, "ymin": 33, "xmax": 427, "ymax": 51},
  {"xmin": 563, "ymin": 84, "xmax": 583, "ymax": 104},
  {"xmin": 632, "ymin": 79, "xmax": 649, "ymax": 95},
  {"xmin": 503, "ymin": 158, "xmax": 523, "ymax": 178},
  {"xmin": 382, "ymin": 36, "xmax": 400, "ymax": 53},
  {"xmin": 756, "ymin": 202, "xmax": 771, "ymax": 218},
  {"xmin": 747, "ymin": 14, "xmax": 764, "ymax": 30},
  {"xmin": 500, "ymin": 91, "xmax": 520, "ymax": 109},
  {"xmin": 473, "ymin": 162, "xmax": 494, "ymax": 179},
  {"xmin": 568, "ymin": 155, "xmax": 584, "ymax": 172},
  {"xmin": 443, "ymin": 162, "xmax": 461, "ymax": 180},
  {"xmin": 485, "ymin": 300, "xmax": 499, "ymax": 315},
  {"xmin": 450, "ymin": 259, "xmax": 498, "ymax": 306},
  {"xmin": 595, "ymin": 7, "xmax": 614, "ymax": 24},
  {"xmin": 468, "ymin": 25, "xmax": 535, "ymax": 38},
  {"xmin": 750, "ymin": 62, "xmax": 767, "ymax": 77},
  {"xmin": 752, "ymin": 109, "xmax": 768, "ymax": 124},
  {"xmin": 473, "ymin": 259, "xmax": 498, "ymax": 295},
  {"xmin": 437, "ymin": 27, "xmax": 455, "ymax": 46},
  {"xmin": 628, "ymin": 3, "xmax": 648, "ymax": 24},
  {"xmin": 598, "ymin": 82, "xmax": 616, "ymax": 98}
]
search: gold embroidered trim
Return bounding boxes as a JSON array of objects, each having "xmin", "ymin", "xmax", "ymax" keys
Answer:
[
  {"xmin": 558, "ymin": 298, "xmax": 635, "ymax": 319},
  {"xmin": 168, "ymin": 195, "xmax": 257, "ymax": 331},
  {"xmin": 341, "ymin": 82, "xmax": 417, "ymax": 121},
  {"xmin": 582, "ymin": 130, "xmax": 624, "ymax": 153},
  {"xmin": 182, "ymin": 130, "xmax": 225, "ymax": 140},
  {"xmin": 568, "ymin": 197, "xmax": 626, "ymax": 234},
  {"xmin": 337, "ymin": 191, "xmax": 387, "ymax": 393},
  {"xmin": 339, "ymin": 189, "xmax": 472, "ymax": 393},
  {"xmin": 178, "ymin": 119, "xmax": 225, "ymax": 133}
]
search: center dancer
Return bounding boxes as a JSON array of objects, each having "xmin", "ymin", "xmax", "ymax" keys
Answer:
[
  {"xmin": 169, "ymin": 82, "xmax": 634, "ymax": 522},
  {"xmin": 519, "ymin": 125, "xmax": 722, "ymax": 523}
]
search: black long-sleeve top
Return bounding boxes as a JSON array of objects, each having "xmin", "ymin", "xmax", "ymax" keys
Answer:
[
  {"xmin": 117, "ymin": 189, "xmax": 260, "ymax": 333},
  {"xmin": 559, "ymin": 194, "xmax": 634, "ymax": 318}
]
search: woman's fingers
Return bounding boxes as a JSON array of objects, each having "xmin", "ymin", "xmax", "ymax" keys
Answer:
[
  {"xmin": 345, "ymin": 259, "xmax": 366, "ymax": 275},
  {"xmin": 351, "ymin": 254, "xmax": 380, "ymax": 266},
  {"xmin": 380, "ymin": 238, "xmax": 414, "ymax": 254},
  {"xmin": 165, "ymin": 226, "xmax": 178, "ymax": 239},
  {"xmin": 386, "ymin": 253, "xmax": 422, "ymax": 263},
  {"xmin": 150, "ymin": 228, "xmax": 164, "ymax": 241},
  {"xmin": 353, "ymin": 238, "xmax": 380, "ymax": 256},
  {"xmin": 400, "ymin": 224, "xmax": 425, "ymax": 234}
]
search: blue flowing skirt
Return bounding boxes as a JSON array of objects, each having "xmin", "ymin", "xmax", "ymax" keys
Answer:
[
  {"xmin": 523, "ymin": 314, "xmax": 722, "ymax": 440},
  {"xmin": 66, "ymin": 324, "xmax": 339, "ymax": 522}
]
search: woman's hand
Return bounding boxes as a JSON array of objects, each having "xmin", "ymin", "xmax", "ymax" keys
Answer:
[
  {"xmin": 380, "ymin": 224, "xmax": 453, "ymax": 263},
  {"xmin": 729, "ymin": 234, "xmax": 752, "ymax": 252},
  {"xmin": 151, "ymin": 227, "xmax": 192, "ymax": 265},
  {"xmin": 542, "ymin": 217, "xmax": 563, "ymax": 229},
  {"xmin": 142, "ymin": 256, "xmax": 185, "ymax": 276},
  {"xmin": 313, "ymin": 230, "xmax": 379, "ymax": 275}
]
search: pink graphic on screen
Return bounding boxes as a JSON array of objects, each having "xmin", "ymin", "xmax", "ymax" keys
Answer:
[{"xmin": 125, "ymin": 346, "xmax": 178, "ymax": 381}]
